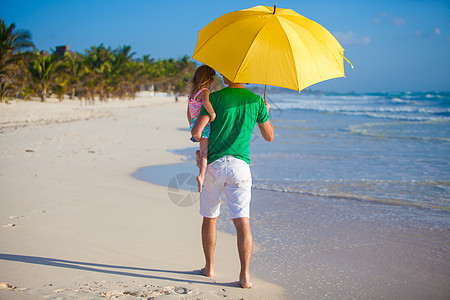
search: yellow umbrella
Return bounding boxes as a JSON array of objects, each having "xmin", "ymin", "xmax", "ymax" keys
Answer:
[{"xmin": 193, "ymin": 4, "xmax": 352, "ymax": 95}]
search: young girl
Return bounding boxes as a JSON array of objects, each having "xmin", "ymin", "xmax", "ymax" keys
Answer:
[{"xmin": 187, "ymin": 65, "xmax": 216, "ymax": 192}]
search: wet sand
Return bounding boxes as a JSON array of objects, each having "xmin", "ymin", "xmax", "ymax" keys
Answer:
[{"xmin": 133, "ymin": 159, "xmax": 450, "ymax": 299}]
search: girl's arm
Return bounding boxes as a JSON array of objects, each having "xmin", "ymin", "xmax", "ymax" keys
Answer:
[
  {"xmin": 200, "ymin": 89, "xmax": 216, "ymax": 122},
  {"xmin": 191, "ymin": 114, "xmax": 210, "ymax": 142},
  {"xmin": 187, "ymin": 103, "xmax": 191, "ymax": 124}
]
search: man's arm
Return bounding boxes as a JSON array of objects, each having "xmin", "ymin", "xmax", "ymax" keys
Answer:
[
  {"xmin": 257, "ymin": 99, "xmax": 274, "ymax": 142},
  {"xmin": 258, "ymin": 120, "xmax": 274, "ymax": 142},
  {"xmin": 191, "ymin": 114, "xmax": 210, "ymax": 142}
]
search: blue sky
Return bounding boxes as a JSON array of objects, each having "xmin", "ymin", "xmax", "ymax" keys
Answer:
[{"xmin": 1, "ymin": 0, "xmax": 449, "ymax": 92}]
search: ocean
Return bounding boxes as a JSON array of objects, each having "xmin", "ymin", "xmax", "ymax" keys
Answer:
[
  {"xmin": 251, "ymin": 90, "xmax": 450, "ymax": 214},
  {"xmin": 133, "ymin": 90, "xmax": 450, "ymax": 298}
]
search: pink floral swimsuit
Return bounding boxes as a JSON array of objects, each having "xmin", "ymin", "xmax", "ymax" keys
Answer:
[{"xmin": 189, "ymin": 88, "xmax": 211, "ymax": 140}]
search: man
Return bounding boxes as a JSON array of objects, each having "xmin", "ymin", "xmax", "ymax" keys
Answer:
[{"xmin": 191, "ymin": 75, "xmax": 274, "ymax": 289}]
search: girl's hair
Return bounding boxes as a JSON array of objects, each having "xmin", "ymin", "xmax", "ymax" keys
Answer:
[{"xmin": 190, "ymin": 65, "xmax": 216, "ymax": 95}]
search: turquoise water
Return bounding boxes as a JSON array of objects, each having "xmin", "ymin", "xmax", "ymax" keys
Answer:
[{"xmin": 249, "ymin": 90, "xmax": 450, "ymax": 213}]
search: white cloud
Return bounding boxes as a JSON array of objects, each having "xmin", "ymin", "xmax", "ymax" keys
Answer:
[
  {"xmin": 415, "ymin": 28, "xmax": 445, "ymax": 39},
  {"xmin": 361, "ymin": 36, "xmax": 372, "ymax": 45},
  {"xmin": 334, "ymin": 31, "xmax": 371, "ymax": 46},
  {"xmin": 391, "ymin": 17, "xmax": 407, "ymax": 26},
  {"xmin": 374, "ymin": 12, "xmax": 407, "ymax": 26}
]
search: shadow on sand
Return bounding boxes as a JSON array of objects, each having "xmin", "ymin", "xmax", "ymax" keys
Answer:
[{"xmin": 0, "ymin": 253, "xmax": 239, "ymax": 287}]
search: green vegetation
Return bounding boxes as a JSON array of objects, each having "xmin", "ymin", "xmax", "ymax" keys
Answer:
[
  {"xmin": 0, "ymin": 19, "xmax": 34, "ymax": 102},
  {"xmin": 0, "ymin": 19, "xmax": 213, "ymax": 103}
]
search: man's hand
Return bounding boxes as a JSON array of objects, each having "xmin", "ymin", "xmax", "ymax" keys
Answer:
[
  {"xmin": 209, "ymin": 112, "xmax": 217, "ymax": 122},
  {"xmin": 264, "ymin": 99, "xmax": 270, "ymax": 114}
]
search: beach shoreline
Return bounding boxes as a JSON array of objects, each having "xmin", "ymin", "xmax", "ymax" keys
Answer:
[
  {"xmin": 132, "ymin": 89, "xmax": 450, "ymax": 299},
  {"xmin": 0, "ymin": 96, "xmax": 285, "ymax": 299},
  {"xmin": 133, "ymin": 148, "xmax": 450, "ymax": 299}
]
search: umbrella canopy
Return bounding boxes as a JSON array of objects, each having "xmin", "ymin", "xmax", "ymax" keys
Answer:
[{"xmin": 193, "ymin": 4, "xmax": 352, "ymax": 92}]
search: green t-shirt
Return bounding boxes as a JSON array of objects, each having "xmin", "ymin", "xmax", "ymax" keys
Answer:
[{"xmin": 199, "ymin": 87, "xmax": 269, "ymax": 164}]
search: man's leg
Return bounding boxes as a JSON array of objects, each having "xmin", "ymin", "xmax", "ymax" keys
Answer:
[
  {"xmin": 233, "ymin": 217, "xmax": 253, "ymax": 288},
  {"xmin": 201, "ymin": 216, "xmax": 218, "ymax": 277}
]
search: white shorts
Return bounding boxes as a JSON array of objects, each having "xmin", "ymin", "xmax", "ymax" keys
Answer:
[{"xmin": 200, "ymin": 156, "xmax": 252, "ymax": 219}]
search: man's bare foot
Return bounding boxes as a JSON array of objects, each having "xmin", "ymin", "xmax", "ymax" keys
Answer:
[
  {"xmin": 195, "ymin": 150, "xmax": 200, "ymax": 168},
  {"xmin": 239, "ymin": 273, "xmax": 252, "ymax": 288},
  {"xmin": 200, "ymin": 267, "xmax": 214, "ymax": 277},
  {"xmin": 239, "ymin": 280, "xmax": 252, "ymax": 289}
]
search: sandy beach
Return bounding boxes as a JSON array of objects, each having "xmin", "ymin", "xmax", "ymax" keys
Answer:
[{"xmin": 0, "ymin": 96, "xmax": 285, "ymax": 299}]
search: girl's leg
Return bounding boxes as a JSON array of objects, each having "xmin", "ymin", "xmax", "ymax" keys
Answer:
[
  {"xmin": 197, "ymin": 138, "xmax": 209, "ymax": 192},
  {"xmin": 195, "ymin": 150, "xmax": 200, "ymax": 168}
]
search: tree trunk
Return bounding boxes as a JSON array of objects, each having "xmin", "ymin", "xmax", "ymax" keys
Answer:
[
  {"xmin": 89, "ymin": 90, "xmax": 94, "ymax": 103},
  {"xmin": 41, "ymin": 88, "xmax": 47, "ymax": 102},
  {"xmin": 70, "ymin": 87, "xmax": 75, "ymax": 100}
]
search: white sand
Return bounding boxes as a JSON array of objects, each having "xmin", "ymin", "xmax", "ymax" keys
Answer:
[{"xmin": 0, "ymin": 96, "xmax": 285, "ymax": 299}]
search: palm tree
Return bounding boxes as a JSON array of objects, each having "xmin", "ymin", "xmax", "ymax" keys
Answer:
[
  {"xmin": 114, "ymin": 45, "xmax": 135, "ymax": 66},
  {"xmin": 52, "ymin": 60, "xmax": 70, "ymax": 101},
  {"xmin": 124, "ymin": 60, "xmax": 144, "ymax": 98},
  {"xmin": 173, "ymin": 55, "xmax": 196, "ymax": 94},
  {"xmin": 110, "ymin": 45, "xmax": 141, "ymax": 98},
  {"xmin": 52, "ymin": 72, "xmax": 69, "ymax": 101},
  {"xmin": 27, "ymin": 51, "xmax": 57, "ymax": 101},
  {"xmin": 0, "ymin": 18, "xmax": 34, "ymax": 102},
  {"xmin": 138, "ymin": 55, "xmax": 155, "ymax": 92},
  {"xmin": 83, "ymin": 44, "xmax": 112, "ymax": 101},
  {"xmin": 64, "ymin": 52, "xmax": 84, "ymax": 100},
  {"xmin": 175, "ymin": 55, "xmax": 190, "ymax": 71}
]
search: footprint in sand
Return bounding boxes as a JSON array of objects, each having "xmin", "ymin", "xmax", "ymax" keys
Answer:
[
  {"xmin": 2, "ymin": 224, "xmax": 16, "ymax": 228},
  {"xmin": 54, "ymin": 288, "xmax": 71, "ymax": 293},
  {"xmin": 150, "ymin": 288, "xmax": 170, "ymax": 296},
  {"xmin": 9, "ymin": 216, "xmax": 24, "ymax": 219},
  {"xmin": 173, "ymin": 287, "xmax": 189, "ymax": 294},
  {"xmin": 120, "ymin": 288, "xmax": 170, "ymax": 298},
  {"xmin": 0, "ymin": 282, "xmax": 27, "ymax": 292},
  {"xmin": 212, "ymin": 288, "xmax": 228, "ymax": 297},
  {"xmin": 0, "ymin": 282, "xmax": 15, "ymax": 290}
]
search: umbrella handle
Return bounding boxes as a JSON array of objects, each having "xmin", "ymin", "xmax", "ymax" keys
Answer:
[{"xmin": 263, "ymin": 84, "xmax": 271, "ymax": 114}]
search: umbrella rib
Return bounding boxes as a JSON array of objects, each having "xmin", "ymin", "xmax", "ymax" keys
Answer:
[
  {"xmin": 232, "ymin": 16, "xmax": 273, "ymax": 83},
  {"xmin": 281, "ymin": 16, "xmax": 347, "ymax": 87},
  {"xmin": 282, "ymin": 18, "xmax": 340, "ymax": 91},
  {"xmin": 193, "ymin": 11, "xmax": 263, "ymax": 61},
  {"xmin": 282, "ymin": 14, "xmax": 344, "ymax": 58},
  {"xmin": 274, "ymin": 18, "xmax": 303, "ymax": 91}
]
